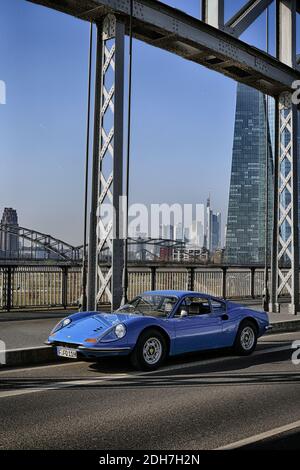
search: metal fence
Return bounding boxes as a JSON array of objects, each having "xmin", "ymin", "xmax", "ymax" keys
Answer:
[
  {"xmin": 0, "ymin": 264, "xmax": 290, "ymax": 311},
  {"xmin": 0, "ymin": 266, "xmax": 81, "ymax": 310}
]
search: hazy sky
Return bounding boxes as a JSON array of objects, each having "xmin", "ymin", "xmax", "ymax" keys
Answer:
[{"xmin": 0, "ymin": 0, "xmax": 298, "ymax": 245}]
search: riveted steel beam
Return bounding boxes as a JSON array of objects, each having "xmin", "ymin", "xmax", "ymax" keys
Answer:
[{"xmin": 28, "ymin": 0, "xmax": 300, "ymax": 97}]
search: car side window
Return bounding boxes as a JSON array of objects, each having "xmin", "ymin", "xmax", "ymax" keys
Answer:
[
  {"xmin": 211, "ymin": 300, "xmax": 226, "ymax": 312},
  {"xmin": 176, "ymin": 296, "xmax": 211, "ymax": 316}
]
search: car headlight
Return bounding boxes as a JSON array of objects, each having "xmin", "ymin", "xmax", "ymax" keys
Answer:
[
  {"xmin": 51, "ymin": 317, "xmax": 72, "ymax": 335},
  {"xmin": 114, "ymin": 323, "xmax": 126, "ymax": 339}
]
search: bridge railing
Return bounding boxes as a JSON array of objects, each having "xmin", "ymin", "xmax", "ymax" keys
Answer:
[{"xmin": 0, "ymin": 264, "xmax": 290, "ymax": 311}]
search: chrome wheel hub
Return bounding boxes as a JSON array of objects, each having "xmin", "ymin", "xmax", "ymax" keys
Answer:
[
  {"xmin": 240, "ymin": 326, "xmax": 255, "ymax": 350},
  {"xmin": 143, "ymin": 337, "xmax": 162, "ymax": 365}
]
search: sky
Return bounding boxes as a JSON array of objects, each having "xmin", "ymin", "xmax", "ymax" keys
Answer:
[{"xmin": 0, "ymin": 0, "xmax": 298, "ymax": 245}]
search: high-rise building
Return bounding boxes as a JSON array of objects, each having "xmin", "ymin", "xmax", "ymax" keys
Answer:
[
  {"xmin": 0, "ymin": 208, "xmax": 19, "ymax": 256},
  {"xmin": 161, "ymin": 224, "xmax": 174, "ymax": 240},
  {"xmin": 206, "ymin": 197, "xmax": 222, "ymax": 252},
  {"xmin": 189, "ymin": 220, "xmax": 204, "ymax": 247},
  {"xmin": 225, "ymin": 84, "xmax": 274, "ymax": 265},
  {"xmin": 183, "ymin": 226, "xmax": 190, "ymax": 243},
  {"xmin": 174, "ymin": 222, "xmax": 184, "ymax": 241},
  {"xmin": 211, "ymin": 212, "xmax": 222, "ymax": 251}
]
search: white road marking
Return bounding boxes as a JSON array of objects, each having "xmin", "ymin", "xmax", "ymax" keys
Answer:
[
  {"xmin": 261, "ymin": 331, "xmax": 300, "ymax": 339},
  {"xmin": 0, "ymin": 374, "xmax": 130, "ymax": 399},
  {"xmin": 217, "ymin": 419, "xmax": 300, "ymax": 449},
  {"xmin": 0, "ymin": 343, "xmax": 293, "ymax": 399},
  {"xmin": 0, "ymin": 360, "xmax": 86, "ymax": 375}
]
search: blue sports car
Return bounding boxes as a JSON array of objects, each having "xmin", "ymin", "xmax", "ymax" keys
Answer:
[{"xmin": 46, "ymin": 290, "xmax": 270, "ymax": 370}]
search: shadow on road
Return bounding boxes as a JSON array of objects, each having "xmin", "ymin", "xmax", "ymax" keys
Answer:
[{"xmin": 0, "ymin": 345, "xmax": 297, "ymax": 392}]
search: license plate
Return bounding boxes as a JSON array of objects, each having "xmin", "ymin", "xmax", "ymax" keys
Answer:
[{"xmin": 57, "ymin": 346, "xmax": 77, "ymax": 359}]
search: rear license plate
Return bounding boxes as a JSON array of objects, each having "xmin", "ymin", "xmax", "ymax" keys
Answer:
[{"xmin": 57, "ymin": 346, "xmax": 77, "ymax": 359}]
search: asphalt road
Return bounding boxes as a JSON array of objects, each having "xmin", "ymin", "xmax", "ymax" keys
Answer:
[{"xmin": 0, "ymin": 331, "xmax": 300, "ymax": 449}]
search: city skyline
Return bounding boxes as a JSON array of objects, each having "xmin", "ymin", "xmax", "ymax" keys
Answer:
[
  {"xmin": 0, "ymin": 0, "xmax": 286, "ymax": 246},
  {"xmin": 2, "ymin": 193, "xmax": 224, "ymax": 249}
]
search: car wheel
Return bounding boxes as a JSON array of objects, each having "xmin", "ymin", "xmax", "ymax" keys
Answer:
[
  {"xmin": 234, "ymin": 320, "xmax": 257, "ymax": 356},
  {"xmin": 131, "ymin": 329, "xmax": 168, "ymax": 371}
]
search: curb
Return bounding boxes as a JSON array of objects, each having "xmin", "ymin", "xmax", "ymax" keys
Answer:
[
  {"xmin": 1, "ymin": 346, "xmax": 60, "ymax": 368},
  {"xmin": 1, "ymin": 321, "xmax": 300, "ymax": 368},
  {"xmin": 267, "ymin": 320, "xmax": 300, "ymax": 334}
]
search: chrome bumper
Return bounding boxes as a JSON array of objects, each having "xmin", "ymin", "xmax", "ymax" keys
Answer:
[
  {"xmin": 78, "ymin": 346, "xmax": 131, "ymax": 352},
  {"xmin": 45, "ymin": 341, "xmax": 131, "ymax": 353}
]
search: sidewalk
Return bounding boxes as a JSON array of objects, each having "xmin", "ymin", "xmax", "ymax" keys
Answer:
[
  {"xmin": 0, "ymin": 309, "xmax": 77, "ymax": 350},
  {"xmin": 0, "ymin": 308, "xmax": 76, "ymax": 323}
]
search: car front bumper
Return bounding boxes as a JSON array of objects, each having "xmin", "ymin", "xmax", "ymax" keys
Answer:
[{"xmin": 45, "ymin": 341, "xmax": 132, "ymax": 359}]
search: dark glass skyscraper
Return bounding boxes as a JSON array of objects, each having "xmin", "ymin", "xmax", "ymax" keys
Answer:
[{"xmin": 225, "ymin": 84, "xmax": 274, "ymax": 265}]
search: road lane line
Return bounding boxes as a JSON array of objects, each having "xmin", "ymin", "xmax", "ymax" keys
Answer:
[
  {"xmin": 0, "ymin": 361, "xmax": 87, "ymax": 375},
  {"xmin": 216, "ymin": 419, "xmax": 300, "ymax": 449},
  {"xmin": 0, "ymin": 374, "xmax": 130, "ymax": 399}
]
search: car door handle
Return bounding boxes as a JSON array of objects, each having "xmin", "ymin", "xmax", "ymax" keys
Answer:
[{"xmin": 221, "ymin": 314, "xmax": 229, "ymax": 321}]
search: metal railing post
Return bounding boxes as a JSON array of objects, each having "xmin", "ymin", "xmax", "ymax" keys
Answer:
[
  {"xmin": 151, "ymin": 267, "xmax": 156, "ymax": 291},
  {"xmin": 222, "ymin": 267, "xmax": 227, "ymax": 299},
  {"xmin": 188, "ymin": 267, "xmax": 195, "ymax": 292},
  {"xmin": 6, "ymin": 267, "xmax": 12, "ymax": 312},
  {"xmin": 250, "ymin": 267, "xmax": 256, "ymax": 299},
  {"xmin": 62, "ymin": 266, "xmax": 68, "ymax": 310}
]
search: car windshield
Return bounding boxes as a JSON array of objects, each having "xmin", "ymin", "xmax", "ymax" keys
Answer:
[{"xmin": 117, "ymin": 294, "xmax": 178, "ymax": 317}]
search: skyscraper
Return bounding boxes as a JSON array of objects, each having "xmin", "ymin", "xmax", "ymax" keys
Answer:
[
  {"xmin": 189, "ymin": 220, "xmax": 204, "ymax": 247},
  {"xmin": 211, "ymin": 212, "xmax": 222, "ymax": 251},
  {"xmin": 206, "ymin": 197, "xmax": 222, "ymax": 252},
  {"xmin": 174, "ymin": 222, "xmax": 184, "ymax": 241},
  {"xmin": 0, "ymin": 207, "xmax": 19, "ymax": 256},
  {"xmin": 225, "ymin": 84, "xmax": 274, "ymax": 265}
]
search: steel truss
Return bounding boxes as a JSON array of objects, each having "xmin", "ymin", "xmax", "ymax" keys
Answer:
[
  {"xmin": 27, "ymin": 0, "xmax": 300, "ymax": 312},
  {"xmin": 270, "ymin": 0, "xmax": 299, "ymax": 314},
  {"xmin": 88, "ymin": 16, "xmax": 125, "ymax": 310},
  {"xmin": 0, "ymin": 224, "xmax": 81, "ymax": 262},
  {"xmin": 271, "ymin": 93, "xmax": 299, "ymax": 313}
]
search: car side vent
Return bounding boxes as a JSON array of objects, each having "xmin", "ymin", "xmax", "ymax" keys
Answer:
[{"xmin": 93, "ymin": 327, "xmax": 103, "ymax": 332}]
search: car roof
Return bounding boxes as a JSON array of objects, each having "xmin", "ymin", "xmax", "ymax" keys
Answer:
[{"xmin": 142, "ymin": 290, "xmax": 215, "ymax": 299}]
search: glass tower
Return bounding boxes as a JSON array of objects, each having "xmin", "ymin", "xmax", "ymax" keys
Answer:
[{"xmin": 225, "ymin": 83, "xmax": 274, "ymax": 265}]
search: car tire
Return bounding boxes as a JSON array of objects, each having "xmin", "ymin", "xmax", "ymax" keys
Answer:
[
  {"xmin": 234, "ymin": 320, "xmax": 258, "ymax": 356},
  {"xmin": 131, "ymin": 329, "xmax": 168, "ymax": 371}
]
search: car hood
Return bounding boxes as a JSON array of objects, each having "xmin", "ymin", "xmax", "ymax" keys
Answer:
[{"xmin": 50, "ymin": 312, "xmax": 140, "ymax": 344}]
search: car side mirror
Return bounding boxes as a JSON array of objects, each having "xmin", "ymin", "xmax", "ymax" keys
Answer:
[{"xmin": 180, "ymin": 310, "xmax": 188, "ymax": 318}]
